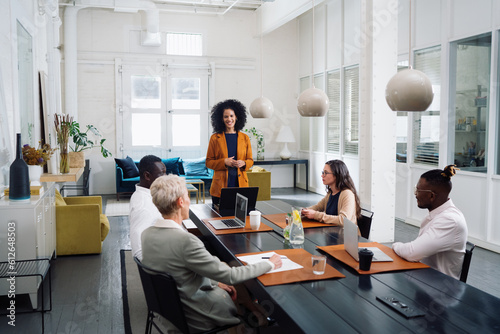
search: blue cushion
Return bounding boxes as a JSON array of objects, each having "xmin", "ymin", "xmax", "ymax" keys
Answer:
[
  {"xmin": 183, "ymin": 157, "xmax": 209, "ymax": 176},
  {"xmin": 178, "ymin": 159, "xmax": 185, "ymax": 175},
  {"xmin": 115, "ymin": 156, "xmax": 139, "ymax": 178},
  {"xmin": 162, "ymin": 157, "xmax": 181, "ymax": 175}
]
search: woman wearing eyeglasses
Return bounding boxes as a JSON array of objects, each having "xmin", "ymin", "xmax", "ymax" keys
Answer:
[{"xmin": 301, "ymin": 160, "xmax": 361, "ymax": 226}]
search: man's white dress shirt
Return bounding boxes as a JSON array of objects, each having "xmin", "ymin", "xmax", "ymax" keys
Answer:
[
  {"xmin": 393, "ymin": 199, "xmax": 468, "ymax": 279},
  {"xmin": 129, "ymin": 184, "xmax": 162, "ymax": 260}
]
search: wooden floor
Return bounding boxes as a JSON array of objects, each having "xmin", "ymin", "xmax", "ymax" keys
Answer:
[{"xmin": 1, "ymin": 187, "xmax": 499, "ymax": 333}]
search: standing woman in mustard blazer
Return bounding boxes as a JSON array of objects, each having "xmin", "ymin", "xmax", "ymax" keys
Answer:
[{"xmin": 206, "ymin": 99, "xmax": 253, "ymax": 208}]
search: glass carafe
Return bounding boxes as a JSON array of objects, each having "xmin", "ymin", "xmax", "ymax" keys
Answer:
[{"xmin": 289, "ymin": 209, "xmax": 304, "ymax": 245}]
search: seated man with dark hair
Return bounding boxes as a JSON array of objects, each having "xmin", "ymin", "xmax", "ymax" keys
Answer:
[
  {"xmin": 393, "ymin": 165, "xmax": 468, "ymax": 279},
  {"xmin": 129, "ymin": 155, "xmax": 166, "ymax": 260}
]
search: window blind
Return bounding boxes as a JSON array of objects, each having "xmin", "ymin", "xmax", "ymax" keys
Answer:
[
  {"xmin": 312, "ymin": 75, "xmax": 325, "ymax": 152},
  {"xmin": 413, "ymin": 47, "xmax": 441, "ymax": 166},
  {"xmin": 327, "ymin": 70, "xmax": 341, "ymax": 153},
  {"xmin": 344, "ymin": 66, "xmax": 359, "ymax": 155},
  {"xmin": 166, "ymin": 32, "xmax": 202, "ymax": 56}
]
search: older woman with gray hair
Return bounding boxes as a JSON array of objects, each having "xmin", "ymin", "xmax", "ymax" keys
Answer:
[{"xmin": 141, "ymin": 174, "xmax": 282, "ymax": 332}]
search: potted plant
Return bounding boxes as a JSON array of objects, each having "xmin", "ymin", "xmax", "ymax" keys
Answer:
[
  {"xmin": 244, "ymin": 127, "xmax": 265, "ymax": 160},
  {"xmin": 68, "ymin": 121, "xmax": 112, "ymax": 168}
]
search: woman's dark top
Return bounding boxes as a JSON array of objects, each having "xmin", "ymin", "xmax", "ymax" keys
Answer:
[
  {"xmin": 325, "ymin": 191, "xmax": 340, "ymax": 216},
  {"xmin": 225, "ymin": 133, "xmax": 238, "ymax": 187}
]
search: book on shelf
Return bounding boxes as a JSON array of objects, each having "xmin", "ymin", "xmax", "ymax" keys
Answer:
[{"xmin": 4, "ymin": 186, "xmax": 44, "ymax": 196}]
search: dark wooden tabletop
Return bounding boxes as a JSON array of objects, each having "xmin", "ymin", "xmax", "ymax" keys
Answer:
[{"xmin": 189, "ymin": 200, "xmax": 500, "ymax": 334}]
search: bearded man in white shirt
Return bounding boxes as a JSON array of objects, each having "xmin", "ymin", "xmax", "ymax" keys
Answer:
[
  {"xmin": 129, "ymin": 155, "xmax": 166, "ymax": 260},
  {"xmin": 392, "ymin": 165, "xmax": 468, "ymax": 280}
]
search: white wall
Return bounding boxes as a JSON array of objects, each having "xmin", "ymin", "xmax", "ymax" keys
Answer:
[
  {"xmin": 0, "ymin": 0, "xmax": 57, "ymax": 192},
  {"xmin": 66, "ymin": 7, "xmax": 299, "ymax": 194}
]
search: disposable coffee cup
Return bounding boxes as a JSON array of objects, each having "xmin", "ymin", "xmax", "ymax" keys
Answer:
[
  {"xmin": 311, "ymin": 255, "xmax": 327, "ymax": 275},
  {"xmin": 249, "ymin": 211, "xmax": 261, "ymax": 230},
  {"xmin": 358, "ymin": 248, "xmax": 374, "ymax": 271}
]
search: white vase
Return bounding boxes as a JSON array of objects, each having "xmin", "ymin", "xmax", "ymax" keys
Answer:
[{"xmin": 28, "ymin": 165, "xmax": 43, "ymax": 186}]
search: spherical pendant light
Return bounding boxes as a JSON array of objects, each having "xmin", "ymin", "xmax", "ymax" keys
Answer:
[
  {"xmin": 297, "ymin": 87, "xmax": 330, "ymax": 117},
  {"xmin": 249, "ymin": 96, "xmax": 274, "ymax": 118},
  {"xmin": 385, "ymin": 68, "xmax": 434, "ymax": 111}
]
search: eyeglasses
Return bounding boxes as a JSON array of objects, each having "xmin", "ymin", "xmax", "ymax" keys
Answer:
[
  {"xmin": 321, "ymin": 171, "xmax": 334, "ymax": 176},
  {"xmin": 414, "ymin": 186, "xmax": 435, "ymax": 196}
]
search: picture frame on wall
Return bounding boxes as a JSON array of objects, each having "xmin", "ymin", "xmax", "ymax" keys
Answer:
[{"xmin": 39, "ymin": 70, "xmax": 58, "ymax": 174}]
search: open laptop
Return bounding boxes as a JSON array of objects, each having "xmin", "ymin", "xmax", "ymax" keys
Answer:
[
  {"xmin": 217, "ymin": 187, "xmax": 259, "ymax": 217},
  {"xmin": 344, "ymin": 216, "xmax": 394, "ymax": 262},
  {"xmin": 208, "ymin": 193, "xmax": 248, "ymax": 230}
]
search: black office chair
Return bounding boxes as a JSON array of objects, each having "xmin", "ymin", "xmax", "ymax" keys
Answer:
[
  {"xmin": 61, "ymin": 159, "xmax": 91, "ymax": 196},
  {"xmin": 358, "ymin": 208, "xmax": 374, "ymax": 239},
  {"xmin": 134, "ymin": 257, "xmax": 235, "ymax": 334},
  {"xmin": 460, "ymin": 242, "xmax": 475, "ymax": 283}
]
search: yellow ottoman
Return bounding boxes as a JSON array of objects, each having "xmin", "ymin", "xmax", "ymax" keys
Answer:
[{"xmin": 248, "ymin": 168, "xmax": 271, "ymax": 201}]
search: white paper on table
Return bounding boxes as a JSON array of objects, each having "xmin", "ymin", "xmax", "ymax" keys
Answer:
[{"xmin": 237, "ymin": 252, "xmax": 303, "ymax": 274}]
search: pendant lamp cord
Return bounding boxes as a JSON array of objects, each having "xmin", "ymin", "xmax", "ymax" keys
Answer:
[
  {"xmin": 260, "ymin": 13, "xmax": 263, "ymax": 97},
  {"xmin": 408, "ymin": 0, "xmax": 412, "ymax": 69},
  {"xmin": 312, "ymin": 0, "xmax": 315, "ymax": 88}
]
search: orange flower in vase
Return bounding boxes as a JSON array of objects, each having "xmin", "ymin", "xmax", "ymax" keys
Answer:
[
  {"xmin": 22, "ymin": 141, "xmax": 55, "ymax": 185},
  {"xmin": 22, "ymin": 142, "xmax": 56, "ymax": 166}
]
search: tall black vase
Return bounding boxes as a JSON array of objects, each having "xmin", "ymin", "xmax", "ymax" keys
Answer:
[{"xmin": 9, "ymin": 133, "xmax": 30, "ymax": 201}]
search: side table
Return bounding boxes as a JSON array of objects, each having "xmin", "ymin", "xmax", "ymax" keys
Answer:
[{"xmin": 186, "ymin": 179, "xmax": 205, "ymax": 203}]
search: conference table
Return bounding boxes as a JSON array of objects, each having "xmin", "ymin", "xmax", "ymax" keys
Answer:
[{"xmin": 189, "ymin": 200, "xmax": 500, "ymax": 333}]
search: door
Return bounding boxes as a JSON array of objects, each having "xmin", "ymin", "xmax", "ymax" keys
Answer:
[{"xmin": 117, "ymin": 61, "xmax": 209, "ymax": 160}]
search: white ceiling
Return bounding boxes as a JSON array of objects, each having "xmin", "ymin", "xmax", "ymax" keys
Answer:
[{"xmin": 59, "ymin": 0, "xmax": 274, "ymax": 15}]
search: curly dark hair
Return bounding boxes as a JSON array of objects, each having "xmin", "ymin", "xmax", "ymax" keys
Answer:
[
  {"xmin": 324, "ymin": 160, "xmax": 361, "ymax": 219},
  {"xmin": 420, "ymin": 164, "xmax": 458, "ymax": 194},
  {"xmin": 210, "ymin": 99, "xmax": 248, "ymax": 133},
  {"xmin": 138, "ymin": 155, "xmax": 162, "ymax": 178}
]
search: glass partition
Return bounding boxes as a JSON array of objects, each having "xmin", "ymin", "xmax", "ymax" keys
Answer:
[{"xmin": 451, "ymin": 34, "xmax": 491, "ymax": 172}]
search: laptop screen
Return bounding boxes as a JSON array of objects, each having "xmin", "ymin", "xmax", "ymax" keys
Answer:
[{"xmin": 235, "ymin": 193, "xmax": 248, "ymax": 223}]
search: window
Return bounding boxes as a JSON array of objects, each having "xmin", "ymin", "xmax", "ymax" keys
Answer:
[
  {"xmin": 299, "ymin": 77, "xmax": 310, "ymax": 151},
  {"xmin": 327, "ymin": 70, "xmax": 341, "ymax": 153},
  {"xmin": 412, "ymin": 46, "xmax": 441, "ymax": 166},
  {"xmin": 131, "ymin": 75, "xmax": 161, "ymax": 109},
  {"xmin": 395, "ymin": 61, "xmax": 408, "ymax": 163},
  {"xmin": 171, "ymin": 78, "xmax": 200, "ymax": 110},
  {"xmin": 451, "ymin": 34, "xmax": 491, "ymax": 172},
  {"xmin": 312, "ymin": 75, "xmax": 325, "ymax": 152},
  {"xmin": 166, "ymin": 32, "xmax": 202, "ymax": 56},
  {"xmin": 343, "ymin": 66, "xmax": 359, "ymax": 155}
]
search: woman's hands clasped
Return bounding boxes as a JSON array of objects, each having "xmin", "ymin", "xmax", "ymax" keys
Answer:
[{"xmin": 225, "ymin": 156, "xmax": 246, "ymax": 169}]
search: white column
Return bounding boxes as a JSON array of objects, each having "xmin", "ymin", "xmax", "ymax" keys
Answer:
[
  {"xmin": 64, "ymin": 6, "xmax": 84, "ymax": 120},
  {"xmin": 359, "ymin": 0, "xmax": 398, "ymax": 242}
]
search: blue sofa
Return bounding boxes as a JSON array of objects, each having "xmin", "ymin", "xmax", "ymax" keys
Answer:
[{"xmin": 115, "ymin": 157, "xmax": 213, "ymax": 200}]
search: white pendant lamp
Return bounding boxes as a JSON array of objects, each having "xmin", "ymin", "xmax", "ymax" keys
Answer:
[
  {"xmin": 250, "ymin": 96, "xmax": 274, "ymax": 118},
  {"xmin": 297, "ymin": 0, "xmax": 329, "ymax": 117},
  {"xmin": 297, "ymin": 87, "xmax": 329, "ymax": 116},
  {"xmin": 250, "ymin": 12, "xmax": 273, "ymax": 118},
  {"xmin": 385, "ymin": 0, "xmax": 433, "ymax": 112}
]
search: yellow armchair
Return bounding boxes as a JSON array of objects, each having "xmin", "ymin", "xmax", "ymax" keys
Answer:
[{"xmin": 55, "ymin": 192, "xmax": 110, "ymax": 255}]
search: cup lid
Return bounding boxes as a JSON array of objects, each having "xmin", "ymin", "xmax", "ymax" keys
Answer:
[{"xmin": 358, "ymin": 248, "xmax": 374, "ymax": 255}]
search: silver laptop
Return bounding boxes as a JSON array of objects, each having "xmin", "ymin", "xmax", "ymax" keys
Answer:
[
  {"xmin": 208, "ymin": 193, "xmax": 248, "ymax": 230},
  {"xmin": 344, "ymin": 216, "xmax": 394, "ymax": 262}
]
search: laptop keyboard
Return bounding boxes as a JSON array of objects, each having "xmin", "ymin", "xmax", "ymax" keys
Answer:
[{"xmin": 220, "ymin": 219, "xmax": 242, "ymax": 228}]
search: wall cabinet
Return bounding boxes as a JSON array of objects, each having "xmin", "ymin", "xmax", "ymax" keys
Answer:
[{"xmin": 0, "ymin": 182, "xmax": 56, "ymax": 309}]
